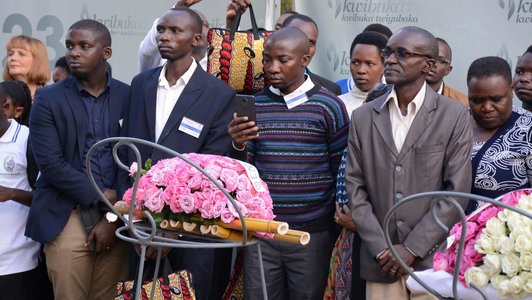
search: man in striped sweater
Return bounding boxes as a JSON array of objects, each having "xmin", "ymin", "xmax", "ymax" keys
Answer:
[{"xmin": 228, "ymin": 26, "xmax": 349, "ymax": 299}]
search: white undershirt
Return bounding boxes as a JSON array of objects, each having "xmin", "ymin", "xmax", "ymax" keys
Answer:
[
  {"xmin": 155, "ymin": 58, "xmax": 197, "ymax": 142},
  {"xmin": 383, "ymin": 83, "xmax": 427, "ymax": 152}
]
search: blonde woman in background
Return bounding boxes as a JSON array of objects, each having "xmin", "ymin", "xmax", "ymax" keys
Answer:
[{"xmin": 3, "ymin": 35, "xmax": 50, "ymax": 99}]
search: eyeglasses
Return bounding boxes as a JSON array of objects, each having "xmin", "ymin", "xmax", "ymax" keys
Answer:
[
  {"xmin": 436, "ymin": 57, "xmax": 451, "ymax": 65},
  {"xmin": 381, "ymin": 48, "xmax": 431, "ymax": 60}
]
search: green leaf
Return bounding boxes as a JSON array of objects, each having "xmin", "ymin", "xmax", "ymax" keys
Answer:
[
  {"xmin": 152, "ymin": 211, "xmax": 167, "ymax": 226},
  {"xmin": 144, "ymin": 158, "xmax": 152, "ymax": 171}
]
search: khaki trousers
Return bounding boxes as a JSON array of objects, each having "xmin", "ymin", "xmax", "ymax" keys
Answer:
[
  {"xmin": 44, "ymin": 210, "xmax": 127, "ymax": 300},
  {"xmin": 366, "ymin": 277, "xmax": 438, "ymax": 300}
]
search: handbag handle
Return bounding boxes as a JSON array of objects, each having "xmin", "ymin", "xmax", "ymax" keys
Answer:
[{"xmin": 230, "ymin": 4, "xmax": 260, "ymax": 40}]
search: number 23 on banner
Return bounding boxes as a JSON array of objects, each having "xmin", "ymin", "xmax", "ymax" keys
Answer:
[{"xmin": 2, "ymin": 13, "xmax": 64, "ymax": 68}]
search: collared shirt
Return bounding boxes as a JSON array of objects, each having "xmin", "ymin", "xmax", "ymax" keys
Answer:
[
  {"xmin": 269, "ymin": 75, "xmax": 315, "ymax": 108},
  {"xmin": 155, "ymin": 57, "xmax": 197, "ymax": 142},
  {"xmin": 436, "ymin": 82, "xmax": 444, "ymax": 95},
  {"xmin": 77, "ymin": 76, "xmax": 114, "ymax": 190},
  {"xmin": 383, "ymin": 83, "xmax": 427, "ymax": 152}
]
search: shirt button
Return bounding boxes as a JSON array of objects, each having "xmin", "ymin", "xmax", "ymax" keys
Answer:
[
  {"xmin": 396, "ymin": 220, "xmax": 405, "ymax": 227},
  {"xmin": 395, "ymin": 192, "xmax": 403, "ymax": 200},
  {"xmin": 395, "ymin": 165, "xmax": 402, "ymax": 172}
]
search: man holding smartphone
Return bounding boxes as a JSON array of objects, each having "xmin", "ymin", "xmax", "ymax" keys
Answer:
[{"xmin": 228, "ymin": 27, "xmax": 349, "ymax": 299}]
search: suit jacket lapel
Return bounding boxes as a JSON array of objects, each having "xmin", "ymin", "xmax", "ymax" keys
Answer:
[
  {"xmin": 397, "ymin": 88, "xmax": 438, "ymax": 161},
  {"xmin": 64, "ymin": 78, "xmax": 87, "ymax": 160},
  {"xmin": 157, "ymin": 67, "xmax": 203, "ymax": 144},
  {"xmin": 373, "ymin": 98, "xmax": 399, "ymax": 158},
  {"xmin": 145, "ymin": 68, "xmax": 160, "ymax": 142}
]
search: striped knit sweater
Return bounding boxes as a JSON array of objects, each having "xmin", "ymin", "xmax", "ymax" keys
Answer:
[{"xmin": 247, "ymin": 85, "xmax": 349, "ymax": 232}]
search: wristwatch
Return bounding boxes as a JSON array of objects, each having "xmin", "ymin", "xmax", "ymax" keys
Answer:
[{"xmin": 105, "ymin": 212, "xmax": 118, "ymax": 223}]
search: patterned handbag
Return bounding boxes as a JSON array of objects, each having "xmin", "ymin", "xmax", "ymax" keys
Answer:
[
  {"xmin": 206, "ymin": 4, "xmax": 272, "ymax": 94},
  {"xmin": 114, "ymin": 270, "xmax": 196, "ymax": 300}
]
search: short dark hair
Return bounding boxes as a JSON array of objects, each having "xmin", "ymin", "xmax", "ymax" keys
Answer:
[
  {"xmin": 435, "ymin": 37, "xmax": 453, "ymax": 61},
  {"xmin": 54, "ymin": 56, "xmax": 71, "ymax": 74},
  {"xmin": 349, "ymin": 31, "xmax": 388, "ymax": 61},
  {"xmin": 525, "ymin": 45, "xmax": 532, "ymax": 55},
  {"xmin": 467, "ymin": 56, "xmax": 512, "ymax": 85},
  {"xmin": 0, "ymin": 80, "xmax": 32, "ymax": 126},
  {"xmin": 282, "ymin": 14, "xmax": 319, "ymax": 34},
  {"xmin": 169, "ymin": 7, "xmax": 202, "ymax": 34},
  {"xmin": 363, "ymin": 23, "xmax": 392, "ymax": 38},
  {"xmin": 69, "ymin": 19, "xmax": 112, "ymax": 47}
]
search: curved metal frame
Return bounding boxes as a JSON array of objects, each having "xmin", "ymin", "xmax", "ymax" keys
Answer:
[
  {"xmin": 86, "ymin": 137, "xmax": 268, "ymax": 300},
  {"xmin": 383, "ymin": 191, "xmax": 532, "ymax": 300}
]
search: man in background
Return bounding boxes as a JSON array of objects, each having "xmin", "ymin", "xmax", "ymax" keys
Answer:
[
  {"xmin": 513, "ymin": 45, "xmax": 532, "ymax": 111},
  {"xmin": 426, "ymin": 37, "xmax": 468, "ymax": 106}
]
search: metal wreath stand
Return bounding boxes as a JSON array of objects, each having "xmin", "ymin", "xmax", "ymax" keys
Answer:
[
  {"xmin": 383, "ymin": 191, "xmax": 532, "ymax": 300},
  {"xmin": 86, "ymin": 137, "xmax": 268, "ymax": 300}
]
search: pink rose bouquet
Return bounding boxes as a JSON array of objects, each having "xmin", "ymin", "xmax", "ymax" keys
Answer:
[
  {"xmin": 122, "ymin": 153, "xmax": 275, "ymax": 238},
  {"xmin": 432, "ymin": 189, "xmax": 532, "ymax": 298}
]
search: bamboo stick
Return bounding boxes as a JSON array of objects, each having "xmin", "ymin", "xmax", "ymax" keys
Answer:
[
  {"xmin": 210, "ymin": 225, "xmax": 253, "ymax": 242},
  {"xmin": 273, "ymin": 229, "xmax": 311, "ymax": 245}
]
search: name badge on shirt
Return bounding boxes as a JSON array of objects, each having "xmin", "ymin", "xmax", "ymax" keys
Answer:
[
  {"xmin": 178, "ymin": 117, "xmax": 203, "ymax": 139},
  {"xmin": 284, "ymin": 91, "xmax": 309, "ymax": 109}
]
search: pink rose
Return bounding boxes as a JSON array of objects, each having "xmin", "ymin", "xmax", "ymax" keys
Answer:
[
  {"xmin": 204, "ymin": 165, "xmax": 222, "ymax": 178},
  {"xmin": 174, "ymin": 166, "xmax": 191, "ymax": 183},
  {"xmin": 178, "ymin": 194, "xmax": 196, "ymax": 214},
  {"xmin": 220, "ymin": 207, "xmax": 235, "ymax": 223},
  {"xmin": 187, "ymin": 174, "xmax": 203, "ymax": 191},
  {"xmin": 129, "ymin": 162, "xmax": 138, "ymax": 177},
  {"xmin": 236, "ymin": 190, "xmax": 254, "ymax": 205},
  {"xmin": 144, "ymin": 188, "xmax": 165, "ymax": 213},
  {"xmin": 228, "ymin": 201, "xmax": 249, "ymax": 218},
  {"xmin": 433, "ymin": 252, "xmax": 449, "ymax": 271},
  {"xmin": 199, "ymin": 198, "xmax": 215, "ymax": 219},
  {"xmin": 477, "ymin": 206, "xmax": 500, "ymax": 226},
  {"xmin": 220, "ymin": 168, "xmax": 239, "ymax": 192},
  {"xmin": 464, "ymin": 240, "xmax": 484, "ymax": 263},
  {"xmin": 500, "ymin": 189, "xmax": 529, "ymax": 206},
  {"xmin": 212, "ymin": 200, "xmax": 226, "ymax": 219},
  {"xmin": 150, "ymin": 168, "xmax": 165, "ymax": 186},
  {"xmin": 450, "ymin": 221, "xmax": 478, "ymax": 242},
  {"xmin": 236, "ymin": 174, "xmax": 251, "ymax": 191}
]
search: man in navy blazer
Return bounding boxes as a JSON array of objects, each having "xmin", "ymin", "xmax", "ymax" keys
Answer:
[
  {"xmin": 26, "ymin": 20, "xmax": 129, "ymax": 299},
  {"xmin": 118, "ymin": 7, "xmax": 236, "ymax": 300}
]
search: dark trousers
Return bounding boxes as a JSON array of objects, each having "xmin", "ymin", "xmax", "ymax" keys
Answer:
[
  {"xmin": 128, "ymin": 238, "xmax": 231, "ymax": 300},
  {"xmin": 0, "ymin": 267, "xmax": 39, "ymax": 300},
  {"xmin": 244, "ymin": 229, "xmax": 336, "ymax": 300}
]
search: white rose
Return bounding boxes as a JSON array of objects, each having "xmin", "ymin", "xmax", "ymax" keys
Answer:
[
  {"xmin": 485, "ymin": 218, "xmax": 507, "ymax": 237},
  {"xmin": 517, "ymin": 195, "xmax": 532, "ymax": 211},
  {"xmin": 475, "ymin": 235, "xmax": 496, "ymax": 254},
  {"xmin": 521, "ymin": 272, "xmax": 532, "ymax": 293},
  {"xmin": 464, "ymin": 267, "xmax": 489, "ymax": 287},
  {"xmin": 520, "ymin": 253, "xmax": 532, "ymax": 271},
  {"xmin": 507, "ymin": 214, "xmax": 526, "ymax": 232},
  {"xmin": 501, "ymin": 252, "xmax": 521, "ymax": 277},
  {"xmin": 514, "ymin": 234, "xmax": 532, "ymax": 253},
  {"xmin": 494, "ymin": 236, "xmax": 514, "ymax": 254},
  {"xmin": 509, "ymin": 275, "xmax": 526, "ymax": 297},
  {"xmin": 493, "ymin": 277, "xmax": 512, "ymax": 297},
  {"xmin": 497, "ymin": 210, "xmax": 509, "ymax": 222},
  {"xmin": 482, "ymin": 254, "xmax": 502, "ymax": 276}
]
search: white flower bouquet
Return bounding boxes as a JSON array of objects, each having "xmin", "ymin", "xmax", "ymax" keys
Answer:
[{"xmin": 407, "ymin": 189, "xmax": 532, "ymax": 299}]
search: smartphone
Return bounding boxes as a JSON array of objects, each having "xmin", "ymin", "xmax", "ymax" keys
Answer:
[{"xmin": 235, "ymin": 94, "xmax": 256, "ymax": 123}]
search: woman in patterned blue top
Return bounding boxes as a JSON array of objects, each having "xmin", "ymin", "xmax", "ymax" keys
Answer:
[{"xmin": 466, "ymin": 56, "xmax": 532, "ymax": 213}]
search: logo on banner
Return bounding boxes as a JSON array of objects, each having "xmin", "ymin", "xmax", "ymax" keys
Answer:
[
  {"xmin": 326, "ymin": 44, "xmax": 351, "ymax": 75},
  {"xmin": 497, "ymin": 43, "xmax": 514, "ymax": 70},
  {"xmin": 80, "ymin": 5, "xmax": 152, "ymax": 36},
  {"xmin": 328, "ymin": 0, "xmax": 420, "ymax": 25},
  {"xmin": 497, "ymin": 0, "xmax": 532, "ymax": 23}
]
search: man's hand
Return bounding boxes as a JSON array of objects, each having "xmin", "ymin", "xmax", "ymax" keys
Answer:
[
  {"xmin": 226, "ymin": 0, "xmax": 251, "ymax": 29},
  {"xmin": 86, "ymin": 218, "xmax": 116, "ymax": 253},
  {"xmin": 134, "ymin": 232, "xmax": 179, "ymax": 260},
  {"xmin": 174, "ymin": 0, "xmax": 202, "ymax": 7},
  {"xmin": 334, "ymin": 203, "xmax": 356, "ymax": 232},
  {"xmin": 378, "ymin": 244, "xmax": 416, "ymax": 278},
  {"xmin": 103, "ymin": 188, "xmax": 117, "ymax": 204},
  {"xmin": 227, "ymin": 112, "xmax": 258, "ymax": 149}
]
